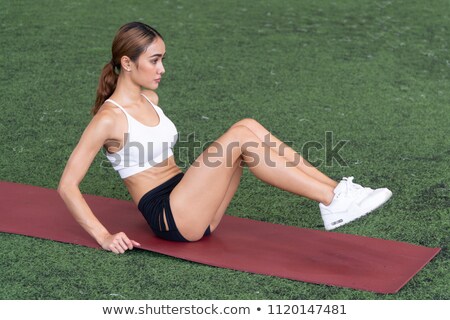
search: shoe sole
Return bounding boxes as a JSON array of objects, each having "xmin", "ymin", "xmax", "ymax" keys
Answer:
[{"xmin": 324, "ymin": 189, "xmax": 393, "ymax": 231}]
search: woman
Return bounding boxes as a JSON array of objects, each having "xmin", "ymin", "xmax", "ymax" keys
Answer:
[{"xmin": 58, "ymin": 22, "xmax": 392, "ymax": 254}]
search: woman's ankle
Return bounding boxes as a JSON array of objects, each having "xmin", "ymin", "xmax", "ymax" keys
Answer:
[{"xmin": 321, "ymin": 188, "xmax": 335, "ymax": 206}]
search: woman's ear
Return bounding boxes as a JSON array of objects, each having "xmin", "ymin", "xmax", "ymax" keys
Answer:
[{"xmin": 120, "ymin": 56, "xmax": 132, "ymax": 72}]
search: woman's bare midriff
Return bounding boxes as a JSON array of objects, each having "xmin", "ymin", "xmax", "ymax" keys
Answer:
[{"xmin": 123, "ymin": 156, "xmax": 182, "ymax": 205}]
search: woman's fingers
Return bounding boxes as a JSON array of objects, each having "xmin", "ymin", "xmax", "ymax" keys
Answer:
[
  {"xmin": 107, "ymin": 232, "xmax": 140, "ymax": 254},
  {"xmin": 116, "ymin": 236, "xmax": 129, "ymax": 251},
  {"xmin": 131, "ymin": 240, "xmax": 141, "ymax": 247},
  {"xmin": 108, "ymin": 243, "xmax": 121, "ymax": 254}
]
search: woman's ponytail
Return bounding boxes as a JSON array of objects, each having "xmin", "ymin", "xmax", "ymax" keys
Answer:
[
  {"xmin": 91, "ymin": 22, "xmax": 163, "ymax": 115},
  {"xmin": 91, "ymin": 61, "xmax": 118, "ymax": 115}
]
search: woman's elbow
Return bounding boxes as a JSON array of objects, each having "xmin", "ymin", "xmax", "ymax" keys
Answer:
[
  {"xmin": 57, "ymin": 181, "xmax": 68, "ymax": 197},
  {"xmin": 57, "ymin": 179, "xmax": 77, "ymax": 198}
]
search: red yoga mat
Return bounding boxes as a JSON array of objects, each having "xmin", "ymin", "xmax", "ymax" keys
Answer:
[{"xmin": 0, "ymin": 181, "xmax": 440, "ymax": 294}]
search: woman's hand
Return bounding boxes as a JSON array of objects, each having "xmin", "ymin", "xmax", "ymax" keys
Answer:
[{"xmin": 100, "ymin": 232, "xmax": 141, "ymax": 254}]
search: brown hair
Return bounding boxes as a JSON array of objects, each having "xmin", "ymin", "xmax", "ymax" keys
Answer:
[{"xmin": 91, "ymin": 22, "xmax": 163, "ymax": 115}]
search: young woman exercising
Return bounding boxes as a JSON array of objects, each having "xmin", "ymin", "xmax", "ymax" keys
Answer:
[{"xmin": 58, "ymin": 22, "xmax": 392, "ymax": 254}]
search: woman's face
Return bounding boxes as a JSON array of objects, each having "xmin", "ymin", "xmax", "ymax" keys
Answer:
[{"xmin": 131, "ymin": 37, "xmax": 166, "ymax": 90}]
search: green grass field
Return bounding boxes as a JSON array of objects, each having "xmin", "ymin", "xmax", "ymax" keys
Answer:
[{"xmin": 0, "ymin": 0, "xmax": 449, "ymax": 299}]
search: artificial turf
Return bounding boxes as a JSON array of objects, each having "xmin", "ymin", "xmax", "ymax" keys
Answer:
[{"xmin": 0, "ymin": 0, "xmax": 448, "ymax": 299}]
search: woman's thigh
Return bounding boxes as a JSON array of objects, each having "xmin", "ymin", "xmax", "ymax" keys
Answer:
[{"xmin": 169, "ymin": 126, "xmax": 248, "ymax": 241}]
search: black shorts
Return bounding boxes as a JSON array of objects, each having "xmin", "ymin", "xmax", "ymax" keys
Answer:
[{"xmin": 137, "ymin": 172, "xmax": 211, "ymax": 242}]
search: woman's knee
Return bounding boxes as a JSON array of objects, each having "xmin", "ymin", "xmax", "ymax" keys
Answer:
[
  {"xmin": 224, "ymin": 124, "xmax": 253, "ymax": 143},
  {"xmin": 231, "ymin": 118, "xmax": 261, "ymax": 132}
]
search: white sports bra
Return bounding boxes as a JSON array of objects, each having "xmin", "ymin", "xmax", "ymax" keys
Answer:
[{"xmin": 104, "ymin": 94, "xmax": 178, "ymax": 179}]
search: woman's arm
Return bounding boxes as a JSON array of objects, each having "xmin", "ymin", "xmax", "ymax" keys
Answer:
[{"xmin": 58, "ymin": 111, "xmax": 139, "ymax": 253}]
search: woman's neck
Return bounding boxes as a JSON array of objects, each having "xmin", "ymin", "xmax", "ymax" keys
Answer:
[{"xmin": 111, "ymin": 74, "xmax": 143, "ymax": 104}]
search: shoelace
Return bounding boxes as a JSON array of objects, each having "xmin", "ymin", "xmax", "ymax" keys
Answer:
[{"xmin": 335, "ymin": 176, "xmax": 364, "ymax": 199}]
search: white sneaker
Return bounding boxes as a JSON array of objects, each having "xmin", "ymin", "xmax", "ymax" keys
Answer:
[{"xmin": 319, "ymin": 177, "xmax": 392, "ymax": 230}]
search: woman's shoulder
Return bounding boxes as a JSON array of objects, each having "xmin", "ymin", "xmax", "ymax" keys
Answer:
[
  {"xmin": 142, "ymin": 89, "xmax": 159, "ymax": 105},
  {"xmin": 91, "ymin": 102, "xmax": 122, "ymax": 128}
]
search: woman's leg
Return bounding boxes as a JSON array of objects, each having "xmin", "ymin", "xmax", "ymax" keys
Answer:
[
  {"xmin": 170, "ymin": 124, "xmax": 335, "ymax": 241},
  {"xmin": 207, "ymin": 118, "xmax": 336, "ymax": 234},
  {"xmin": 230, "ymin": 119, "xmax": 338, "ymax": 188},
  {"xmin": 209, "ymin": 157, "xmax": 244, "ymax": 231}
]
